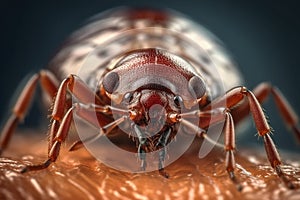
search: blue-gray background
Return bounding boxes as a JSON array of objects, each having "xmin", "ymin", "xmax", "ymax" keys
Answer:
[{"xmin": 1, "ymin": 0, "xmax": 299, "ymax": 152}]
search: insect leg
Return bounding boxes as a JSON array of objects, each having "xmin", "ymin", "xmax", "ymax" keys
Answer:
[
  {"xmin": 253, "ymin": 82, "xmax": 300, "ymax": 141},
  {"xmin": 21, "ymin": 103, "xmax": 127, "ymax": 172},
  {"xmin": 179, "ymin": 110, "xmax": 243, "ymax": 190},
  {"xmin": 223, "ymin": 111, "xmax": 243, "ymax": 191},
  {"xmin": 247, "ymin": 93, "xmax": 296, "ymax": 189},
  {"xmin": 0, "ymin": 70, "xmax": 59, "ymax": 155},
  {"xmin": 208, "ymin": 86, "xmax": 295, "ymax": 189},
  {"xmin": 20, "ymin": 74, "xmax": 115, "ymax": 172},
  {"xmin": 21, "ymin": 105, "xmax": 75, "ymax": 172},
  {"xmin": 217, "ymin": 82, "xmax": 300, "ymax": 141},
  {"xmin": 46, "ymin": 74, "xmax": 108, "ymax": 153}
]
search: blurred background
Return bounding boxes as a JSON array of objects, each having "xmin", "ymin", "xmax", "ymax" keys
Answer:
[{"xmin": 0, "ymin": 0, "xmax": 299, "ymax": 151}]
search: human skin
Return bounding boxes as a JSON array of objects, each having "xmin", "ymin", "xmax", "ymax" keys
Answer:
[{"xmin": 0, "ymin": 132, "xmax": 300, "ymax": 199}]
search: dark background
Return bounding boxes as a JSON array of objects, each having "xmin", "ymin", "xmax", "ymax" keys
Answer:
[{"xmin": 0, "ymin": 0, "xmax": 299, "ymax": 151}]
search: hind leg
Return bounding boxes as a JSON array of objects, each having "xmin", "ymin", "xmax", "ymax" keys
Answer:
[{"xmin": 0, "ymin": 70, "xmax": 59, "ymax": 154}]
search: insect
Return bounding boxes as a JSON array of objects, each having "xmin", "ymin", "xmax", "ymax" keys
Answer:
[{"xmin": 0, "ymin": 7, "xmax": 299, "ymax": 191}]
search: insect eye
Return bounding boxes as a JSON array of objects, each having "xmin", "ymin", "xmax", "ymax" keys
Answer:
[
  {"xmin": 188, "ymin": 76, "xmax": 206, "ymax": 99},
  {"xmin": 102, "ymin": 71, "xmax": 119, "ymax": 94},
  {"xmin": 124, "ymin": 92, "xmax": 134, "ymax": 103},
  {"xmin": 174, "ymin": 95, "xmax": 183, "ymax": 107}
]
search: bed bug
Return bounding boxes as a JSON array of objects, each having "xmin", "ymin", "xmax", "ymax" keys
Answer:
[{"xmin": 0, "ymin": 7, "xmax": 299, "ymax": 191}]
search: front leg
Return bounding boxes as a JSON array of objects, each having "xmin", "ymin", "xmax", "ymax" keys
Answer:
[
  {"xmin": 223, "ymin": 110, "xmax": 242, "ymax": 191},
  {"xmin": 179, "ymin": 109, "xmax": 242, "ymax": 190},
  {"xmin": 210, "ymin": 82, "xmax": 300, "ymax": 141},
  {"xmin": 209, "ymin": 86, "xmax": 295, "ymax": 189},
  {"xmin": 178, "ymin": 86, "xmax": 297, "ymax": 190},
  {"xmin": 21, "ymin": 106, "xmax": 75, "ymax": 172},
  {"xmin": 20, "ymin": 74, "xmax": 115, "ymax": 173}
]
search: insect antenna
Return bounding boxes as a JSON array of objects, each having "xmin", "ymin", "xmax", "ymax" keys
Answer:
[
  {"xmin": 179, "ymin": 118, "xmax": 224, "ymax": 148},
  {"xmin": 69, "ymin": 116, "xmax": 127, "ymax": 151},
  {"xmin": 201, "ymin": 133, "xmax": 224, "ymax": 148}
]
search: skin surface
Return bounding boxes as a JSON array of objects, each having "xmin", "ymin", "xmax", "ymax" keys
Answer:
[{"xmin": 0, "ymin": 131, "xmax": 300, "ymax": 200}]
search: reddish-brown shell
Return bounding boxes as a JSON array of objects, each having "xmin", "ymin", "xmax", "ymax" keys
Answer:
[
  {"xmin": 47, "ymin": 7, "xmax": 243, "ymax": 103},
  {"xmin": 103, "ymin": 48, "xmax": 205, "ymax": 108}
]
